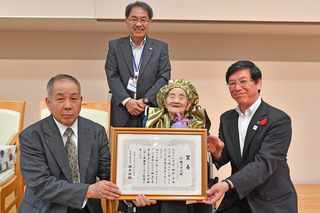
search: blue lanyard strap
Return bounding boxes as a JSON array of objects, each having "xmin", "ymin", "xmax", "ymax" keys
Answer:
[{"xmin": 132, "ymin": 48, "xmax": 144, "ymax": 79}]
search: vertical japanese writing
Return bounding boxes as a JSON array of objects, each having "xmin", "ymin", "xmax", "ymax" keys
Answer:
[
  {"xmin": 125, "ymin": 142, "xmax": 193, "ymax": 188},
  {"xmin": 133, "ymin": 150, "xmax": 136, "ymax": 176},
  {"xmin": 163, "ymin": 148, "xmax": 167, "ymax": 184},
  {"xmin": 155, "ymin": 148, "xmax": 159, "ymax": 184},
  {"xmin": 179, "ymin": 156, "xmax": 184, "ymax": 176},
  {"xmin": 186, "ymin": 154, "xmax": 191, "ymax": 170},
  {"xmin": 172, "ymin": 149, "xmax": 175, "ymax": 184},
  {"xmin": 147, "ymin": 148, "xmax": 150, "ymax": 184},
  {"xmin": 127, "ymin": 150, "xmax": 132, "ymax": 180}
]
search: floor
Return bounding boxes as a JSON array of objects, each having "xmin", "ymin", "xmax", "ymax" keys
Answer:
[{"xmin": 6, "ymin": 184, "xmax": 320, "ymax": 213}]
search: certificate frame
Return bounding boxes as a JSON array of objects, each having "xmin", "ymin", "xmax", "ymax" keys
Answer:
[{"xmin": 110, "ymin": 127, "xmax": 207, "ymax": 201}]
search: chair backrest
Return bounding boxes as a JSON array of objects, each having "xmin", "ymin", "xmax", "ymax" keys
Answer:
[
  {"xmin": 0, "ymin": 101, "xmax": 26, "ymax": 207},
  {"xmin": 39, "ymin": 101, "xmax": 111, "ymax": 139},
  {"xmin": 0, "ymin": 101, "xmax": 25, "ymax": 146}
]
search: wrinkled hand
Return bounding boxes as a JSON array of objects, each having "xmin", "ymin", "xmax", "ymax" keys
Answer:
[
  {"xmin": 207, "ymin": 135, "xmax": 224, "ymax": 161},
  {"xmin": 200, "ymin": 182, "xmax": 228, "ymax": 205},
  {"xmin": 86, "ymin": 180, "xmax": 121, "ymax": 200},
  {"xmin": 133, "ymin": 195, "xmax": 157, "ymax": 207},
  {"xmin": 126, "ymin": 99, "xmax": 145, "ymax": 116}
]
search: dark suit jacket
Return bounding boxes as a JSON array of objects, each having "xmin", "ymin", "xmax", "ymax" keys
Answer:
[
  {"xmin": 18, "ymin": 115, "xmax": 110, "ymax": 213},
  {"xmin": 214, "ymin": 100, "xmax": 297, "ymax": 213},
  {"xmin": 105, "ymin": 35, "xmax": 171, "ymax": 127}
]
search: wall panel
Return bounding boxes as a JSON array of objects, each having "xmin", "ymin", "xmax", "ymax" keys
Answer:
[
  {"xmin": 0, "ymin": 0, "xmax": 94, "ymax": 17},
  {"xmin": 95, "ymin": 0, "xmax": 320, "ymax": 22}
]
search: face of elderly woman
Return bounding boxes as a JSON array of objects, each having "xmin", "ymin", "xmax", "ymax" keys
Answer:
[{"xmin": 164, "ymin": 88, "xmax": 191, "ymax": 120}]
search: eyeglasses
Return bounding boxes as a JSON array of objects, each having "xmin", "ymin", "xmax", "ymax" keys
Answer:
[
  {"xmin": 128, "ymin": 17, "xmax": 149, "ymax": 25},
  {"xmin": 228, "ymin": 79, "xmax": 253, "ymax": 88}
]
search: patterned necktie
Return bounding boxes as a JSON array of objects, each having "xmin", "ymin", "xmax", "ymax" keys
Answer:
[{"xmin": 64, "ymin": 128, "xmax": 80, "ymax": 183}]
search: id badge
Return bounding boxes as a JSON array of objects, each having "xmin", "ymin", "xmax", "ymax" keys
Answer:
[{"xmin": 127, "ymin": 77, "xmax": 137, "ymax": 93}]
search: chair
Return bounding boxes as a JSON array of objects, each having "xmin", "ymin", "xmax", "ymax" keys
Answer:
[
  {"xmin": 39, "ymin": 101, "xmax": 115, "ymax": 213},
  {"xmin": 0, "ymin": 101, "xmax": 25, "ymax": 213},
  {"xmin": 39, "ymin": 101, "xmax": 111, "ymax": 139}
]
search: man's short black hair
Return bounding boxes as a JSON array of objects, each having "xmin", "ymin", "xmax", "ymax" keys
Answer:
[
  {"xmin": 125, "ymin": 1, "xmax": 153, "ymax": 19},
  {"xmin": 226, "ymin": 60, "xmax": 262, "ymax": 84}
]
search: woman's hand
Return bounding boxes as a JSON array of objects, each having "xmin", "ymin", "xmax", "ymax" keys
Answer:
[{"xmin": 132, "ymin": 195, "xmax": 157, "ymax": 207}]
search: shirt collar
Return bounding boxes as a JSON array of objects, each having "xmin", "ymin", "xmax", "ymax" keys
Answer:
[
  {"xmin": 235, "ymin": 97, "xmax": 261, "ymax": 116},
  {"xmin": 130, "ymin": 36, "xmax": 146, "ymax": 48},
  {"xmin": 53, "ymin": 117, "xmax": 78, "ymax": 138}
]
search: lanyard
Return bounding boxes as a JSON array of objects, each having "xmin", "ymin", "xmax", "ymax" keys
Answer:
[{"xmin": 132, "ymin": 48, "xmax": 144, "ymax": 79}]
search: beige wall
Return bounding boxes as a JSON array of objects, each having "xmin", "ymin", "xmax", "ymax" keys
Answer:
[
  {"xmin": 0, "ymin": 0, "xmax": 95, "ymax": 17},
  {"xmin": 1, "ymin": 30, "xmax": 319, "ymax": 184},
  {"xmin": 96, "ymin": 0, "xmax": 320, "ymax": 21},
  {"xmin": 2, "ymin": 0, "xmax": 319, "ymax": 21}
]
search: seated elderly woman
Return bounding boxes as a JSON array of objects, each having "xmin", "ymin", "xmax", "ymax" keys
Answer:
[
  {"xmin": 132, "ymin": 78, "xmax": 212, "ymax": 213},
  {"xmin": 145, "ymin": 78, "xmax": 210, "ymax": 130}
]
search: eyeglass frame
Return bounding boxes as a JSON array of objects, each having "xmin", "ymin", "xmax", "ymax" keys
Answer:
[
  {"xmin": 127, "ymin": 17, "xmax": 150, "ymax": 25},
  {"xmin": 227, "ymin": 79, "xmax": 253, "ymax": 88}
]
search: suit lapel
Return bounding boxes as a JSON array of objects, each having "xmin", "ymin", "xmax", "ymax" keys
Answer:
[
  {"xmin": 44, "ymin": 116, "xmax": 73, "ymax": 182},
  {"xmin": 242, "ymin": 101, "xmax": 267, "ymax": 157},
  {"xmin": 121, "ymin": 36, "xmax": 134, "ymax": 77},
  {"xmin": 227, "ymin": 110, "xmax": 242, "ymax": 167},
  {"xmin": 138, "ymin": 36, "xmax": 154, "ymax": 78},
  {"xmin": 78, "ymin": 117, "xmax": 93, "ymax": 183}
]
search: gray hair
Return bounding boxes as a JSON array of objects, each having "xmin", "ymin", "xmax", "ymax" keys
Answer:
[{"xmin": 47, "ymin": 74, "xmax": 81, "ymax": 98}]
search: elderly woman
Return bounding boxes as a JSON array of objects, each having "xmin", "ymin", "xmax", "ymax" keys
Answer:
[
  {"xmin": 130, "ymin": 78, "xmax": 211, "ymax": 213},
  {"xmin": 145, "ymin": 78, "xmax": 210, "ymax": 130}
]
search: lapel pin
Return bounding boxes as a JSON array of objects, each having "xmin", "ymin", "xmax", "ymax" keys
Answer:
[
  {"xmin": 259, "ymin": 117, "xmax": 267, "ymax": 125},
  {"xmin": 253, "ymin": 125, "xmax": 258, "ymax": 131}
]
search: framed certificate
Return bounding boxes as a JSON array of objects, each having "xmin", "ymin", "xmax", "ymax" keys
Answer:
[{"xmin": 110, "ymin": 127, "xmax": 208, "ymax": 200}]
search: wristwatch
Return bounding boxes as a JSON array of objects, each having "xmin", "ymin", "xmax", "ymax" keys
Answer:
[
  {"xmin": 143, "ymin": 97, "xmax": 150, "ymax": 105},
  {"xmin": 222, "ymin": 179, "xmax": 232, "ymax": 190}
]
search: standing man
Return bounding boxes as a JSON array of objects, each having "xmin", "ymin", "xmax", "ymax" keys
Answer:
[
  {"xmin": 204, "ymin": 61, "xmax": 297, "ymax": 213},
  {"xmin": 105, "ymin": 1, "xmax": 171, "ymax": 128},
  {"xmin": 19, "ymin": 74, "xmax": 121, "ymax": 213}
]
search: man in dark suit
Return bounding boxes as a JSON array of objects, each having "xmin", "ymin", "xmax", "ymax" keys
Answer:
[
  {"xmin": 203, "ymin": 61, "xmax": 297, "ymax": 213},
  {"xmin": 105, "ymin": 1, "xmax": 171, "ymax": 128},
  {"xmin": 19, "ymin": 74, "xmax": 121, "ymax": 213}
]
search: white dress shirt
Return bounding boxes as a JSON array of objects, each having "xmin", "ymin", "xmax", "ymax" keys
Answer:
[
  {"xmin": 235, "ymin": 97, "xmax": 261, "ymax": 156},
  {"xmin": 122, "ymin": 36, "xmax": 147, "ymax": 105},
  {"xmin": 53, "ymin": 118, "xmax": 78, "ymax": 148}
]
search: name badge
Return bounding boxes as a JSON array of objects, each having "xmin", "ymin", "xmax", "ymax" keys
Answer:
[{"xmin": 127, "ymin": 77, "xmax": 137, "ymax": 93}]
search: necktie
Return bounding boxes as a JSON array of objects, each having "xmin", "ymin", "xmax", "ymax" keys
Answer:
[{"xmin": 64, "ymin": 128, "xmax": 80, "ymax": 183}]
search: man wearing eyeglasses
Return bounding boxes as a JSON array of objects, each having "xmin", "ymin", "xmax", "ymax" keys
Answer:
[
  {"xmin": 203, "ymin": 60, "xmax": 297, "ymax": 213},
  {"xmin": 105, "ymin": 1, "xmax": 171, "ymax": 129}
]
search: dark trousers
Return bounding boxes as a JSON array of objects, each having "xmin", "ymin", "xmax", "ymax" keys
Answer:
[
  {"xmin": 217, "ymin": 197, "xmax": 252, "ymax": 213},
  {"xmin": 118, "ymin": 201, "xmax": 212, "ymax": 213},
  {"xmin": 187, "ymin": 203, "xmax": 212, "ymax": 213},
  {"xmin": 130, "ymin": 201, "xmax": 187, "ymax": 213},
  {"xmin": 124, "ymin": 114, "xmax": 143, "ymax": 127},
  {"xmin": 67, "ymin": 206, "xmax": 90, "ymax": 213}
]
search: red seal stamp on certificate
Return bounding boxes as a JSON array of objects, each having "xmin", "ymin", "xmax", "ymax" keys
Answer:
[{"xmin": 127, "ymin": 178, "xmax": 133, "ymax": 185}]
